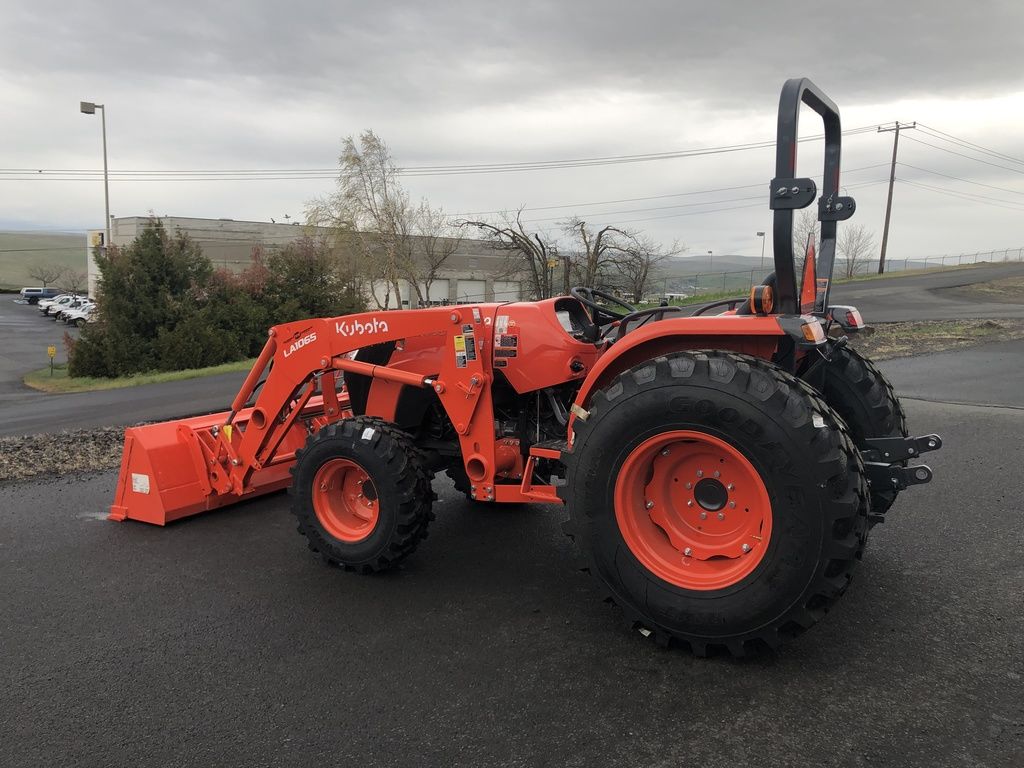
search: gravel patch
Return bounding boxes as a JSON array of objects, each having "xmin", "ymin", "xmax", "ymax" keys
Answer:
[
  {"xmin": 848, "ymin": 318, "xmax": 1024, "ymax": 360},
  {"xmin": 0, "ymin": 427, "xmax": 124, "ymax": 483}
]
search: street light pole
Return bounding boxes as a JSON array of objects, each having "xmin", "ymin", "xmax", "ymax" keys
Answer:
[
  {"xmin": 756, "ymin": 231, "xmax": 766, "ymax": 272},
  {"xmin": 80, "ymin": 101, "xmax": 111, "ymax": 251},
  {"xmin": 707, "ymin": 249, "xmax": 713, "ymax": 273}
]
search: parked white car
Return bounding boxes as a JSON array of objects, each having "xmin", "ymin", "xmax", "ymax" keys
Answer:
[
  {"xmin": 40, "ymin": 294, "xmax": 81, "ymax": 316},
  {"xmin": 62, "ymin": 303, "xmax": 96, "ymax": 327},
  {"xmin": 54, "ymin": 297, "xmax": 93, "ymax": 322},
  {"xmin": 38, "ymin": 293, "xmax": 73, "ymax": 313}
]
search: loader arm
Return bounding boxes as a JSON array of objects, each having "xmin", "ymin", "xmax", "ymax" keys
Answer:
[{"xmin": 208, "ymin": 307, "xmax": 500, "ymax": 499}]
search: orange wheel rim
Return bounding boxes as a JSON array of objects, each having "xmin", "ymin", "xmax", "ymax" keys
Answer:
[
  {"xmin": 312, "ymin": 458, "xmax": 380, "ymax": 543},
  {"xmin": 614, "ymin": 430, "xmax": 772, "ymax": 591}
]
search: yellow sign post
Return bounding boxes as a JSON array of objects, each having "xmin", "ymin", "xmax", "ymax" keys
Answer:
[{"xmin": 47, "ymin": 345, "xmax": 56, "ymax": 376}]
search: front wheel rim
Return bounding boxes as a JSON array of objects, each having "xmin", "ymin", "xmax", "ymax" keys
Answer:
[
  {"xmin": 614, "ymin": 430, "xmax": 772, "ymax": 591},
  {"xmin": 312, "ymin": 458, "xmax": 380, "ymax": 543}
]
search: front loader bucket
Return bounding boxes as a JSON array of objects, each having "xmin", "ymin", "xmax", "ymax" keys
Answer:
[{"xmin": 109, "ymin": 400, "xmax": 323, "ymax": 526}]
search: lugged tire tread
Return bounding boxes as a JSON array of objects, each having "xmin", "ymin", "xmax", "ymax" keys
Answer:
[
  {"xmin": 290, "ymin": 416, "xmax": 433, "ymax": 573},
  {"xmin": 563, "ymin": 350, "xmax": 869, "ymax": 657}
]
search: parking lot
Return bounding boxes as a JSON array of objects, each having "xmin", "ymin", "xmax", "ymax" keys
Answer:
[{"xmin": 0, "ymin": 296, "xmax": 79, "ymax": 397}]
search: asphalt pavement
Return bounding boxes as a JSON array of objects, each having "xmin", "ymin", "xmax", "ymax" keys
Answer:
[
  {"xmin": 0, "ymin": 299, "xmax": 245, "ymax": 437},
  {"xmin": 830, "ymin": 261, "xmax": 1024, "ymax": 322},
  {"xmin": 878, "ymin": 339, "xmax": 1024, "ymax": 408},
  {"xmin": 3, "ymin": 352, "xmax": 1024, "ymax": 766}
]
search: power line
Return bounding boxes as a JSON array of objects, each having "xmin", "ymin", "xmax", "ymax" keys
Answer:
[
  {"xmin": 915, "ymin": 124, "xmax": 1024, "ymax": 167},
  {"xmin": 518, "ymin": 179, "xmax": 888, "ymax": 226},
  {"xmin": 451, "ymin": 163, "xmax": 891, "ymax": 217},
  {"xmin": 897, "ymin": 162, "xmax": 1024, "ymax": 197},
  {"xmin": 902, "ymin": 135, "xmax": 1024, "ymax": 177},
  {"xmin": 0, "ymin": 125, "xmax": 880, "ymax": 182},
  {"xmin": 897, "ymin": 178, "xmax": 1024, "ymax": 212}
]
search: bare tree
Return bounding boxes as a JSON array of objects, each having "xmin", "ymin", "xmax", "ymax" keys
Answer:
[
  {"xmin": 28, "ymin": 262, "xmax": 67, "ymax": 287},
  {"xmin": 415, "ymin": 203, "xmax": 462, "ymax": 304},
  {"xmin": 61, "ymin": 270, "xmax": 88, "ymax": 294},
  {"xmin": 561, "ymin": 218, "xmax": 633, "ymax": 289},
  {"xmin": 307, "ymin": 130, "xmax": 456, "ymax": 309},
  {"xmin": 837, "ymin": 224, "xmax": 876, "ymax": 278},
  {"xmin": 461, "ymin": 210, "xmax": 558, "ymax": 299},
  {"xmin": 613, "ymin": 237, "xmax": 685, "ymax": 303}
]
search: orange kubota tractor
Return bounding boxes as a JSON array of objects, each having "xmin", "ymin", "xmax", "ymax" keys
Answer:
[{"xmin": 110, "ymin": 78, "xmax": 940, "ymax": 655}]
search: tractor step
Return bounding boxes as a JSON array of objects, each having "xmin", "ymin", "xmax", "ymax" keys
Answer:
[{"xmin": 529, "ymin": 439, "xmax": 568, "ymax": 460}]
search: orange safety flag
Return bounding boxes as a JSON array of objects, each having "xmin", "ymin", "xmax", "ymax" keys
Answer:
[{"xmin": 800, "ymin": 232, "xmax": 817, "ymax": 314}]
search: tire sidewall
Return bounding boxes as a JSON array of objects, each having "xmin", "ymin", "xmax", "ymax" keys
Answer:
[
  {"xmin": 570, "ymin": 358, "xmax": 850, "ymax": 639},
  {"xmin": 293, "ymin": 428, "xmax": 404, "ymax": 565}
]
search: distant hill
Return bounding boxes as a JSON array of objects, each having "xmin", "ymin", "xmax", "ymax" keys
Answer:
[
  {"xmin": 664, "ymin": 254, "xmax": 766, "ymax": 276},
  {"xmin": 0, "ymin": 231, "xmax": 86, "ymax": 290}
]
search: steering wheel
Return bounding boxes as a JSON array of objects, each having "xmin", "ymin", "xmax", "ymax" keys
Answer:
[{"xmin": 570, "ymin": 286, "xmax": 637, "ymax": 326}]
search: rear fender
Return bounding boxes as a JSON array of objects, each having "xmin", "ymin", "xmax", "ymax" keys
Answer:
[{"xmin": 571, "ymin": 316, "xmax": 786, "ymax": 416}]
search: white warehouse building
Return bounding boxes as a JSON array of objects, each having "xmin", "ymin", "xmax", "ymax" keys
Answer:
[{"xmin": 86, "ymin": 216, "xmax": 521, "ymax": 307}]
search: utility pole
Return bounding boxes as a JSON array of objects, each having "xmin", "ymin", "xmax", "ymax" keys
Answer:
[{"xmin": 877, "ymin": 121, "xmax": 915, "ymax": 274}]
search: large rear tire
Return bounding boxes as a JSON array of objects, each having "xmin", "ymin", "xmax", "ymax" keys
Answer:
[
  {"xmin": 563, "ymin": 351, "xmax": 869, "ymax": 656},
  {"xmin": 290, "ymin": 417, "xmax": 434, "ymax": 573},
  {"xmin": 822, "ymin": 345, "xmax": 907, "ymax": 520}
]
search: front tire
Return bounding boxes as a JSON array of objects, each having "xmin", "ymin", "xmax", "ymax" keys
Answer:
[
  {"xmin": 564, "ymin": 351, "xmax": 869, "ymax": 656},
  {"xmin": 290, "ymin": 417, "xmax": 434, "ymax": 573}
]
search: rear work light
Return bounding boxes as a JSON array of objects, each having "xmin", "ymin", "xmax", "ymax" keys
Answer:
[{"xmin": 827, "ymin": 305, "xmax": 866, "ymax": 331}]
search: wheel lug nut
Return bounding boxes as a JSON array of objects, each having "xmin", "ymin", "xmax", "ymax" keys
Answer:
[
  {"xmin": 696, "ymin": 470, "xmax": 704, "ymax": 478},
  {"xmin": 742, "ymin": 543, "xmax": 751, "ymax": 553},
  {"xmin": 729, "ymin": 501, "xmax": 736, "ymax": 509},
  {"xmin": 699, "ymin": 512, "xmax": 707, "ymax": 520},
  {"xmin": 645, "ymin": 500, "xmax": 654, "ymax": 509},
  {"xmin": 685, "ymin": 482, "xmax": 692, "ymax": 489},
  {"xmin": 683, "ymin": 547, "xmax": 692, "ymax": 556},
  {"xmin": 687, "ymin": 500, "xmax": 694, "ymax": 507},
  {"xmin": 727, "ymin": 483, "xmax": 735, "ymax": 491},
  {"xmin": 713, "ymin": 470, "xmax": 721, "ymax": 478},
  {"xmin": 661, "ymin": 448, "xmax": 671, "ymax": 456},
  {"xmin": 717, "ymin": 512, "xmax": 725, "ymax": 520}
]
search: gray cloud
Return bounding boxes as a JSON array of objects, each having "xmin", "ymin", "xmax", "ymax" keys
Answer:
[
  {"xmin": 2, "ymin": 1, "xmax": 1023, "ymax": 260},
  {"xmin": 8, "ymin": 1, "xmax": 1023, "ymax": 106}
]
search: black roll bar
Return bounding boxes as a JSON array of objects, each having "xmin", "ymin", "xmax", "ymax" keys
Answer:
[{"xmin": 770, "ymin": 78, "xmax": 856, "ymax": 314}]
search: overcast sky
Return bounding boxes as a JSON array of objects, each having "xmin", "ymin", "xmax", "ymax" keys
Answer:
[{"xmin": 3, "ymin": 0, "xmax": 1023, "ymax": 261}]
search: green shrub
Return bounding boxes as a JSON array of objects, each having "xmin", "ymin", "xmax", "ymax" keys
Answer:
[{"xmin": 69, "ymin": 222, "xmax": 365, "ymax": 378}]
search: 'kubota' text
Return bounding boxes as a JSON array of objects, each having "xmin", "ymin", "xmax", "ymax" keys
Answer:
[{"xmin": 336, "ymin": 317, "xmax": 389, "ymax": 337}]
